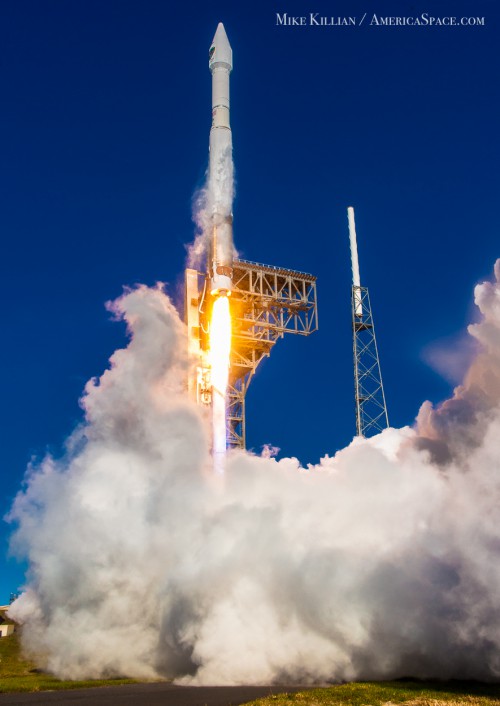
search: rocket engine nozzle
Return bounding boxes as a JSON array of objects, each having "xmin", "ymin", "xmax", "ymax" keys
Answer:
[{"xmin": 210, "ymin": 265, "xmax": 233, "ymax": 297}]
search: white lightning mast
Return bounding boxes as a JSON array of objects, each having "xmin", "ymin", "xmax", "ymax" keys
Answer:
[
  {"xmin": 348, "ymin": 207, "xmax": 389, "ymax": 437},
  {"xmin": 348, "ymin": 207, "xmax": 363, "ymax": 317}
]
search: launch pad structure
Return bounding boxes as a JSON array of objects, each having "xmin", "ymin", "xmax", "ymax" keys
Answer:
[
  {"xmin": 351, "ymin": 285, "xmax": 389, "ymax": 437},
  {"xmin": 348, "ymin": 207, "xmax": 389, "ymax": 437},
  {"xmin": 186, "ymin": 259, "xmax": 318, "ymax": 449}
]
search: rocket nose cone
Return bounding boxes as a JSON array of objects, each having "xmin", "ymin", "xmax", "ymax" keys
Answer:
[{"xmin": 209, "ymin": 22, "xmax": 233, "ymax": 71}]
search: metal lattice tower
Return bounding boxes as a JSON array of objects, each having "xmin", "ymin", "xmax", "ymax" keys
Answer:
[
  {"xmin": 348, "ymin": 208, "xmax": 389, "ymax": 437},
  {"xmin": 352, "ymin": 285, "xmax": 389, "ymax": 436},
  {"xmin": 185, "ymin": 259, "xmax": 318, "ymax": 449}
]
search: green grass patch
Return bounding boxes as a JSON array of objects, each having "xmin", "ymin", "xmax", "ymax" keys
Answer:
[
  {"xmin": 3, "ymin": 635, "xmax": 500, "ymax": 701},
  {"xmin": 244, "ymin": 680, "xmax": 500, "ymax": 706},
  {"xmin": 0, "ymin": 632, "xmax": 137, "ymax": 693}
]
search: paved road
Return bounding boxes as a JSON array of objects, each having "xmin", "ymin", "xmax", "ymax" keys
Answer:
[{"xmin": 0, "ymin": 683, "xmax": 306, "ymax": 705}]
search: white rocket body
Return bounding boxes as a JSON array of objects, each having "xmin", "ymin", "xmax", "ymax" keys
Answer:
[
  {"xmin": 208, "ymin": 23, "xmax": 233, "ymax": 296},
  {"xmin": 348, "ymin": 206, "xmax": 363, "ymax": 317}
]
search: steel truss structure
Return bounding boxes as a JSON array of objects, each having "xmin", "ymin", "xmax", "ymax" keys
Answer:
[
  {"xmin": 228, "ymin": 259, "xmax": 318, "ymax": 448},
  {"xmin": 185, "ymin": 260, "xmax": 318, "ymax": 450},
  {"xmin": 352, "ymin": 285, "xmax": 389, "ymax": 437}
]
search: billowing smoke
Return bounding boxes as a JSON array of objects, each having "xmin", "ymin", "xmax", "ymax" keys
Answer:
[
  {"xmin": 188, "ymin": 139, "xmax": 235, "ymax": 269},
  {"xmin": 7, "ymin": 262, "xmax": 500, "ymax": 685}
]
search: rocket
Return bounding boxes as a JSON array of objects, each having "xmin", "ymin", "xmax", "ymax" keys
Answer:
[{"xmin": 208, "ymin": 22, "xmax": 234, "ymax": 297}]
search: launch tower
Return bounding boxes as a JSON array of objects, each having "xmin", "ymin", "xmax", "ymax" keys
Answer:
[{"xmin": 186, "ymin": 260, "xmax": 318, "ymax": 449}]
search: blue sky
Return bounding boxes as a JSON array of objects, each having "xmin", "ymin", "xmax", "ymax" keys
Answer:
[{"xmin": 0, "ymin": 0, "xmax": 498, "ymax": 602}]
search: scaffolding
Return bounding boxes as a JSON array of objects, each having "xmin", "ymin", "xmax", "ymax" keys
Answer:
[
  {"xmin": 352, "ymin": 285, "xmax": 389, "ymax": 437},
  {"xmin": 185, "ymin": 259, "xmax": 318, "ymax": 449}
]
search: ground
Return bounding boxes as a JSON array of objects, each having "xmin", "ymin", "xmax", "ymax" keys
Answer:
[
  {"xmin": 0, "ymin": 632, "xmax": 137, "ymax": 693},
  {"xmin": 2, "ymin": 633, "xmax": 500, "ymax": 704},
  {"xmin": 246, "ymin": 682, "xmax": 500, "ymax": 706}
]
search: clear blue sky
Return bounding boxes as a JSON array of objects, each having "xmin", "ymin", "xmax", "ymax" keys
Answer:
[{"xmin": 1, "ymin": 0, "xmax": 498, "ymax": 602}]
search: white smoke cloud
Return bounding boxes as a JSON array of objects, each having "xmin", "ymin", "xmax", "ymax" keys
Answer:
[
  {"xmin": 7, "ymin": 262, "xmax": 500, "ymax": 685},
  {"xmin": 188, "ymin": 184, "xmax": 210, "ymax": 269},
  {"xmin": 188, "ymin": 143, "xmax": 236, "ymax": 269},
  {"xmin": 422, "ymin": 332, "xmax": 479, "ymax": 386}
]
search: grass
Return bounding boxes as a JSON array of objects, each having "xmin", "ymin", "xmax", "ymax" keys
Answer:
[
  {"xmin": 0, "ymin": 632, "xmax": 137, "ymax": 693},
  {"xmin": 243, "ymin": 681, "xmax": 500, "ymax": 706},
  {"xmin": 3, "ymin": 635, "xmax": 500, "ymax": 702}
]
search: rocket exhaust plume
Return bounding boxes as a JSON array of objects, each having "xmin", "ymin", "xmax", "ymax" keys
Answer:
[
  {"xmin": 209, "ymin": 295, "xmax": 231, "ymax": 473},
  {"xmin": 7, "ymin": 261, "xmax": 500, "ymax": 685}
]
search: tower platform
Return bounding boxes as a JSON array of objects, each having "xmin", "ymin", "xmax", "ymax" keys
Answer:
[{"xmin": 185, "ymin": 259, "xmax": 318, "ymax": 449}]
